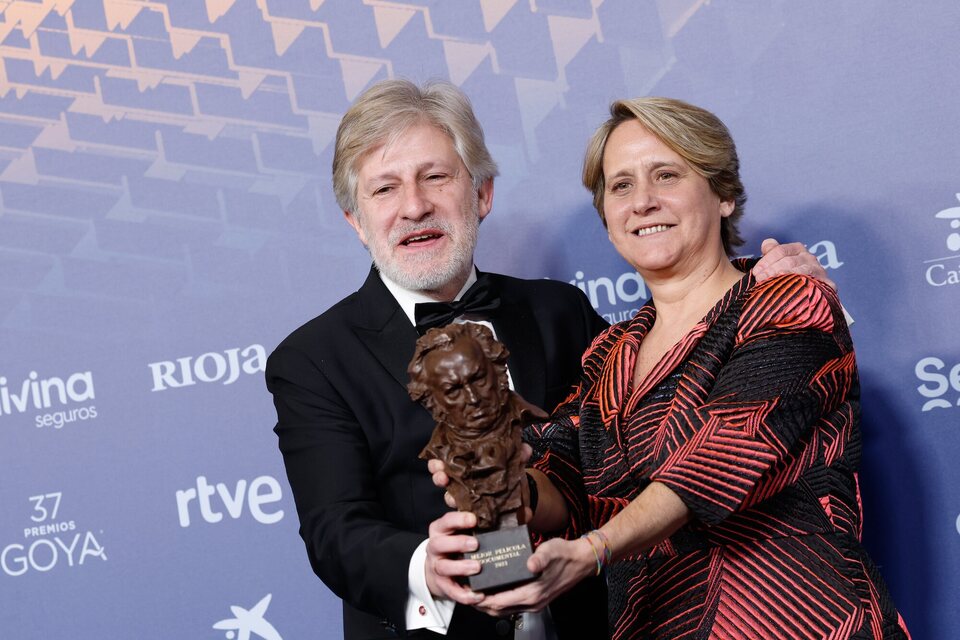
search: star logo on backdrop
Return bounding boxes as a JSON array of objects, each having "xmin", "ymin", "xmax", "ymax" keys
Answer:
[
  {"xmin": 935, "ymin": 193, "xmax": 960, "ymax": 252},
  {"xmin": 922, "ymin": 192, "xmax": 960, "ymax": 288},
  {"xmin": 213, "ymin": 594, "xmax": 283, "ymax": 640}
]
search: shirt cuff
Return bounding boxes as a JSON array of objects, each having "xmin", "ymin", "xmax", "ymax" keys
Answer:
[{"xmin": 406, "ymin": 538, "xmax": 456, "ymax": 634}]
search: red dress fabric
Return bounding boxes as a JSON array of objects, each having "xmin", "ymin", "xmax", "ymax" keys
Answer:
[{"xmin": 529, "ymin": 271, "xmax": 910, "ymax": 639}]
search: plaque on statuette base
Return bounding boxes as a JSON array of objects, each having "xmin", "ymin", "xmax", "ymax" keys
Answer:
[{"xmin": 466, "ymin": 524, "xmax": 536, "ymax": 592}]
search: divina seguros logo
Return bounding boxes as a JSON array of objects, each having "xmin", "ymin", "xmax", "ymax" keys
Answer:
[
  {"xmin": 923, "ymin": 193, "xmax": 960, "ymax": 287},
  {"xmin": 0, "ymin": 370, "xmax": 97, "ymax": 429},
  {"xmin": 571, "ymin": 239, "xmax": 844, "ymax": 323},
  {"xmin": 148, "ymin": 344, "xmax": 266, "ymax": 391}
]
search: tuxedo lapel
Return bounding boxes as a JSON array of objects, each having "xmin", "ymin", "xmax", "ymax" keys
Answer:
[
  {"xmin": 348, "ymin": 267, "xmax": 548, "ymax": 407},
  {"xmin": 491, "ymin": 283, "xmax": 547, "ymax": 411},
  {"xmin": 350, "ymin": 266, "xmax": 420, "ymax": 391}
]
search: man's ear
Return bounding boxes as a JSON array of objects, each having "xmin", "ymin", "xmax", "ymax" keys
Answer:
[
  {"xmin": 343, "ymin": 210, "xmax": 367, "ymax": 245},
  {"xmin": 476, "ymin": 178, "xmax": 494, "ymax": 222}
]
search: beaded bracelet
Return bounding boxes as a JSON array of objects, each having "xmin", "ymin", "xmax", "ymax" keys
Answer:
[
  {"xmin": 580, "ymin": 529, "xmax": 612, "ymax": 576},
  {"xmin": 581, "ymin": 533, "xmax": 603, "ymax": 575},
  {"xmin": 592, "ymin": 529, "xmax": 613, "ymax": 567}
]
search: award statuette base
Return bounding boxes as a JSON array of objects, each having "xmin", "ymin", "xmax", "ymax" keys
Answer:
[{"xmin": 465, "ymin": 524, "xmax": 536, "ymax": 592}]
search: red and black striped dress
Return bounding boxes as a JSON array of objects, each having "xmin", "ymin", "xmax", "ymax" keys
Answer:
[{"xmin": 528, "ymin": 271, "xmax": 910, "ymax": 639}]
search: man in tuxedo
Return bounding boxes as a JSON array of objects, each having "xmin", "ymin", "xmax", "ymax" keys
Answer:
[{"xmin": 266, "ymin": 79, "xmax": 827, "ymax": 639}]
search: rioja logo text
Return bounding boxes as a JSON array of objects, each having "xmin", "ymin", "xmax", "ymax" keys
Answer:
[{"xmin": 148, "ymin": 344, "xmax": 266, "ymax": 391}]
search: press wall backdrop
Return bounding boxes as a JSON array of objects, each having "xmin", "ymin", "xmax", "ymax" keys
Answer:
[{"xmin": 1, "ymin": 1, "xmax": 957, "ymax": 638}]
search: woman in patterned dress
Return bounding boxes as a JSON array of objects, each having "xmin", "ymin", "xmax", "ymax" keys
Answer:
[{"xmin": 432, "ymin": 97, "xmax": 910, "ymax": 639}]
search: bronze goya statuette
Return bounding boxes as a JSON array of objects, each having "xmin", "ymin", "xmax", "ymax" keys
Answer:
[{"xmin": 408, "ymin": 323, "xmax": 545, "ymax": 531}]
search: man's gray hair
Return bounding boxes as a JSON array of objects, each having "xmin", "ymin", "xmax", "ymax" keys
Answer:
[{"xmin": 332, "ymin": 79, "xmax": 499, "ymax": 213}]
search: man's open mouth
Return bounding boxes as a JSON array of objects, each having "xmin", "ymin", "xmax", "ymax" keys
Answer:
[{"xmin": 400, "ymin": 231, "xmax": 443, "ymax": 246}]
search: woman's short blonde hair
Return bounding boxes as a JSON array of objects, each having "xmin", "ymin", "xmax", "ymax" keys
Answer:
[
  {"xmin": 332, "ymin": 79, "xmax": 499, "ymax": 214},
  {"xmin": 582, "ymin": 97, "xmax": 746, "ymax": 256}
]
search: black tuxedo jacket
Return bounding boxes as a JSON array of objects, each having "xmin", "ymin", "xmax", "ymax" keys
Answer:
[{"xmin": 267, "ymin": 267, "xmax": 609, "ymax": 639}]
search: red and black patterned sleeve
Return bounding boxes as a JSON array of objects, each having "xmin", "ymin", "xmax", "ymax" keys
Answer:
[
  {"xmin": 525, "ymin": 325, "xmax": 626, "ymax": 538},
  {"xmin": 649, "ymin": 274, "xmax": 857, "ymax": 526}
]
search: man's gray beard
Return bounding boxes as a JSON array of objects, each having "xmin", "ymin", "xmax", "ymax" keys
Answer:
[{"xmin": 362, "ymin": 200, "xmax": 481, "ymax": 293}]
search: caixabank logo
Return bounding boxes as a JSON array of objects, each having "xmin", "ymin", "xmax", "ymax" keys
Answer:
[
  {"xmin": 213, "ymin": 594, "xmax": 283, "ymax": 640},
  {"xmin": 923, "ymin": 193, "xmax": 960, "ymax": 287},
  {"xmin": 2, "ymin": 492, "xmax": 108, "ymax": 577},
  {"xmin": 0, "ymin": 369, "xmax": 98, "ymax": 430},
  {"xmin": 570, "ymin": 239, "xmax": 844, "ymax": 323}
]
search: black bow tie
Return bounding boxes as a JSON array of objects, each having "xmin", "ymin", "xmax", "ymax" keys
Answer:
[{"xmin": 414, "ymin": 273, "xmax": 501, "ymax": 335}]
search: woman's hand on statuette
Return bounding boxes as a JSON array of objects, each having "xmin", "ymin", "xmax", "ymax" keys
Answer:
[{"xmin": 471, "ymin": 536, "xmax": 595, "ymax": 618}]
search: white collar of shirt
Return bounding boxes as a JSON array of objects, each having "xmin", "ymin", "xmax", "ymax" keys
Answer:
[
  {"xmin": 378, "ymin": 268, "xmax": 513, "ymax": 391},
  {"xmin": 379, "ymin": 268, "xmax": 479, "ymax": 327}
]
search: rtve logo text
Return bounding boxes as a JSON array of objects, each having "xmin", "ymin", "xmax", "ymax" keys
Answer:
[
  {"xmin": 572, "ymin": 240, "xmax": 843, "ymax": 323},
  {"xmin": 148, "ymin": 343, "xmax": 266, "ymax": 391},
  {"xmin": 923, "ymin": 193, "xmax": 960, "ymax": 287},
  {"xmin": 176, "ymin": 475, "xmax": 284, "ymax": 527},
  {"xmin": 0, "ymin": 370, "xmax": 97, "ymax": 429}
]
